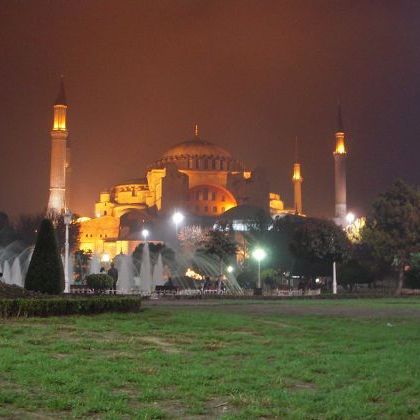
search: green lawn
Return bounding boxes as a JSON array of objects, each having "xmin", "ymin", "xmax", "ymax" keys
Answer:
[{"xmin": 0, "ymin": 299, "xmax": 420, "ymax": 419}]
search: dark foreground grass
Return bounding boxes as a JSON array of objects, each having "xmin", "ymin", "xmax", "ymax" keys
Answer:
[{"xmin": 0, "ymin": 299, "xmax": 419, "ymax": 419}]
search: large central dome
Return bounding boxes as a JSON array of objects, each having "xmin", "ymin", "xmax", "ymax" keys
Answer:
[
  {"xmin": 151, "ymin": 125, "xmax": 244, "ymax": 172},
  {"xmin": 162, "ymin": 137, "xmax": 231, "ymax": 159}
]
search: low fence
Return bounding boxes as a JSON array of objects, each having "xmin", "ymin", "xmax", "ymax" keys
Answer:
[{"xmin": 70, "ymin": 285, "xmax": 322, "ymax": 298}]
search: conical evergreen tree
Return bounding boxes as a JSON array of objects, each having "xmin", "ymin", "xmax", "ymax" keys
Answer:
[{"xmin": 25, "ymin": 219, "xmax": 64, "ymax": 294}]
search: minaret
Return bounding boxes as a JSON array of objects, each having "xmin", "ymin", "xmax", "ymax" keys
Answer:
[
  {"xmin": 47, "ymin": 77, "xmax": 68, "ymax": 215},
  {"xmin": 333, "ymin": 103, "xmax": 347, "ymax": 226},
  {"xmin": 292, "ymin": 137, "xmax": 303, "ymax": 215},
  {"xmin": 65, "ymin": 137, "xmax": 71, "ymax": 209},
  {"xmin": 194, "ymin": 123, "xmax": 199, "ymax": 138}
]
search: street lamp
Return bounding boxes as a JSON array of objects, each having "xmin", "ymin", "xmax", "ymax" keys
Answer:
[
  {"xmin": 141, "ymin": 228, "xmax": 149, "ymax": 242},
  {"xmin": 172, "ymin": 211, "xmax": 184, "ymax": 235},
  {"xmin": 252, "ymin": 247, "xmax": 266, "ymax": 295},
  {"xmin": 227, "ymin": 265, "xmax": 234, "ymax": 274},
  {"xmin": 63, "ymin": 210, "xmax": 72, "ymax": 294}
]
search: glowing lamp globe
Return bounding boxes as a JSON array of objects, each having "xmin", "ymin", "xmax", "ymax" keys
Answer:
[
  {"xmin": 141, "ymin": 229, "xmax": 149, "ymax": 239},
  {"xmin": 252, "ymin": 248, "xmax": 267, "ymax": 262},
  {"xmin": 64, "ymin": 210, "xmax": 72, "ymax": 225},
  {"xmin": 172, "ymin": 211, "xmax": 184, "ymax": 225}
]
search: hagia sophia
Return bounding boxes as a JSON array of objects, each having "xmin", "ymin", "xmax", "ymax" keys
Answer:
[{"xmin": 47, "ymin": 80, "xmax": 347, "ymax": 258}]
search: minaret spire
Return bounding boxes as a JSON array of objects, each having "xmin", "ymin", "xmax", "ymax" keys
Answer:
[
  {"xmin": 194, "ymin": 123, "xmax": 199, "ymax": 138},
  {"xmin": 47, "ymin": 77, "xmax": 69, "ymax": 215},
  {"xmin": 55, "ymin": 76, "xmax": 67, "ymax": 106},
  {"xmin": 337, "ymin": 101, "xmax": 344, "ymax": 133},
  {"xmin": 292, "ymin": 136, "xmax": 303, "ymax": 215}
]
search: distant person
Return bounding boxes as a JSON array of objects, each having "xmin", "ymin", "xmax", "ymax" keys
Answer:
[
  {"xmin": 217, "ymin": 276, "xmax": 225, "ymax": 294},
  {"xmin": 203, "ymin": 276, "xmax": 211, "ymax": 293},
  {"xmin": 107, "ymin": 263, "xmax": 118, "ymax": 294},
  {"xmin": 164, "ymin": 276, "xmax": 174, "ymax": 288}
]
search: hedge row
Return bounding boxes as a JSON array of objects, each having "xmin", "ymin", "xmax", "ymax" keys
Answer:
[{"xmin": 0, "ymin": 296, "xmax": 142, "ymax": 318}]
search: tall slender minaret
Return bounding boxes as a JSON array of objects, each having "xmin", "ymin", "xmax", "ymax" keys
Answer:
[
  {"xmin": 333, "ymin": 103, "xmax": 347, "ymax": 226},
  {"xmin": 292, "ymin": 137, "xmax": 303, "ymax": 215},
  {"xmin": 47, "ymin": 77, "xmax": 68, "ymax": 215}
]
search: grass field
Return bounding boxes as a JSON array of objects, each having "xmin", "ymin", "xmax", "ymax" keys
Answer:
[{"xmin": 0, "ymin": 298, "xmax": 420, "ymax": 419}]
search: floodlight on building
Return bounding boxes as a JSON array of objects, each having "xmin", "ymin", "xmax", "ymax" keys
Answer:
[{"xmin": 346, "ymin": 212, "xmax": 355, "ymax": 225}]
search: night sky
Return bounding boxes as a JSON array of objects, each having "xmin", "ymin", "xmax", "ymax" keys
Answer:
[{"xmin": 1, "ymin": 0, "xmax": 420, "ymax": 219}]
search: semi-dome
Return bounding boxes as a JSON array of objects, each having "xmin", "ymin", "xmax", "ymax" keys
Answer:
[{"xmin": 162, "ymin": 137, "xmax": 232, "ymax": 159}]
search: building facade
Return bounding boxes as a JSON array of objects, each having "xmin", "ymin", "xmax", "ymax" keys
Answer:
[{"xmin": 79, "ymin": 125, "xmax": 295, "ymax": 257}]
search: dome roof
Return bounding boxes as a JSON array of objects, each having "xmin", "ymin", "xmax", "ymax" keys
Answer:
[
  {"xmin": 220, "ymin": 205, "xmax": 270, "ymax": 221},
  {"xmin": 162, "ymin": 136, "xmax": 232, "ymax": 159}
]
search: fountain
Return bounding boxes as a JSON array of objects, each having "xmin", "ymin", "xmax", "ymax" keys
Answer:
[
  {"xmin": 20, "ymin": 247, "xmax": 33, "ymax": 280},
  {"xmin": 117, "ymin": 254, "xmax": 134, "ymax": 294},
  {"xmin": 89, "ymin": 253, "xmax": 101, "ymax": 274},
  {"xmin": 139, "ymin": 242, "xmax": 152, "ymax": 294},
  {"xmin": 3, "ymin": 260, "xmax": 11, "ymax": 284},
  {"xmin": 11, "ymin": 257, "xmax": 23, "ymax": 287},
  {"xmin": 152, "ymin": 253, "xmax": 164, "ymax": 286},
  {"xmin": 225, "ymin": 272, "xmax": 243, "ymax": 294}
]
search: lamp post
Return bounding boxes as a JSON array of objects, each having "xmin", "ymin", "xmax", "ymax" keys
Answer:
[
  {"xmin": 142, "ymin": 228, "xmax": 149, "ymax": 242},
  {"xmin": 332, "ymin": 261, "xmax": 337, "ymax": 295},
  {"xmin": 172, "ymin": 211, "xmax": 184, "ymax": 236},
  {"xmin": 63, "ymin": 210, "xmax": 72, "ymax": 293},
  {"xmin": 252, "ymin": 248, "xmax": 266, "ymax": 296}
]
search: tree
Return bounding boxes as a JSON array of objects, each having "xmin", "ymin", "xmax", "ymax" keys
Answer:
[
  {"xmin": 14, "ymin": 213, "xmax": 80, "ymax": 251},
  {"xmin": 74, "ymin": 249, "xmax": 92, "ymax": 284},
  {"xmin": 25, "ymin": 219, "xmax": 64, "ymax": 294},
  {"xmin": 291, "ymin": 217, "xmax": 351, "ymax": 279},
  {"xmin": 362, "ymin": 179, "xmax": 420, "ymax": 294},
  {"xmin": 0, "ymin": 212, "xmax": 18, "ymax": 247},
  {"xmin": 178, "ymin": 225, "xmax": 208, "ymax": 255},
  {"xmin": 54, "ymin": 214, "xmax": 80, "ymax": 253},
  {"xmin": 196, "ymin": 230, "xmax": 238, "ymax": 275},
  {"xmin": 405, "ymin": 253, "xmax": 420, "ymax": 289},
  {"xmin": 14, "ymin": 213, "xmax": 44, "ymax": 246}
]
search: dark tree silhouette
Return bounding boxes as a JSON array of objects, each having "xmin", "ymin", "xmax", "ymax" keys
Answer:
[
  {"xmin": 362, "ymin": 179, "xmax": 420, "ymax": 294},
  {"xmin": 197, "ymin": 230, "xmax": 238, "ymax": 275},
  {"xmin": 25, "ymin": 219, "xmax": 64, "ymax": 294}
]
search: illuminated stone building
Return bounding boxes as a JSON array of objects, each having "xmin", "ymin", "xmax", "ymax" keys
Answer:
[
  {"xmin": 79, "ymin": 125, "xmax": 297, "ymax": 256},
  {"xmin": 47, "ymin": 78, "xmax": 70, "ymax": 214}
]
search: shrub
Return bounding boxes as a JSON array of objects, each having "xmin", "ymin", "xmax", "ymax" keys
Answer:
[
  {"xmin": 86, "ymin": 274, "xmax": 114, "ymax": 291},
  {"xmin": 237, "ymin": 270, "xmax": 256, "ymax": 289},
  {"xmin": 0, "ymin": 296, "xmax": 142, "ymax": 318},
  {"xmin": 25, "ymin": 219, "xmax": 64, "ymax": 294}
]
